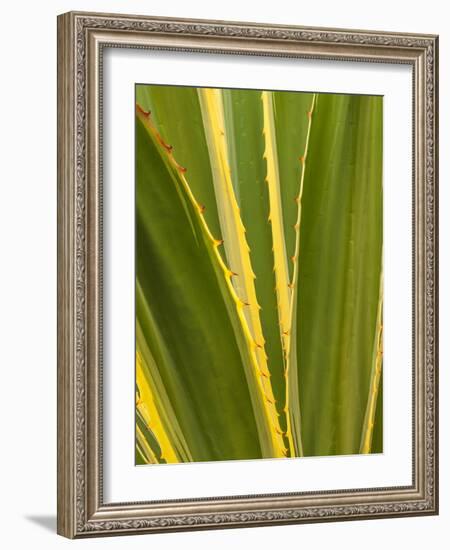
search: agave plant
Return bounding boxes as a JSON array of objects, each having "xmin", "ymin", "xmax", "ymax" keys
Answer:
[{"xmin": 135, "ymin": 84, "xmax": 383, "ymax": 465}]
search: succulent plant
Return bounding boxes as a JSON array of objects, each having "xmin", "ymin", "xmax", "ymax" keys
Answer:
[{"xmin": 135, "ymin": 84, "xmax": 383, "ymax": 464}]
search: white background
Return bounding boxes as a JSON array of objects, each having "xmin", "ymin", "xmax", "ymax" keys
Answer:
[{"xmin": 0, "ymin": 0, "xmax": 447, "ymax": 548}]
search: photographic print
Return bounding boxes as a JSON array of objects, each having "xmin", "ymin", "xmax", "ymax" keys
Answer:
[{"xmin": 135, "ymin": 84, "xmax": 383, "ymax": 466}]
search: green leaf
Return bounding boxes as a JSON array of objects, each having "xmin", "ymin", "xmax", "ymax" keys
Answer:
[
  {"xmin": 221, "ymin": 89, "xmax": 287, "ymax": 434},
  {"xmin": 371, "ymin": 375, "xmax": 383, "ymax": 453},
  {"xmin": 197, "ymin": 88, "xmax": 286, "ymax": 457},
  {"xmin": 284, "ymin": 93, "xmax": 317, "ymax": 457},
  {"xmin": 293, "ymin": 94, "xmax": 383, "ymax": 456},
  {"xmin": 136, "ymin": 313, "xmax": 193, "ymax": 463},
  {"xmin": 221, "ymin": 90, "xmax": 285, "ymax": 369},
  {"xmin": 273, "ymin": 90, "xmax": 315, "ymax": 279},
  {"xmin": 136, "ymin": 85, "xmax": 222, "ymax": 241},
  {"xmin": 136, "ymin": 111, "xmax": 264, "ymax": 462},
  {"xmin": 136, "ymin": 407, "xmax": 165, "ymax": 464}
]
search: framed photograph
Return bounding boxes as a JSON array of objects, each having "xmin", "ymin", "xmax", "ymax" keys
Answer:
[{"xmin": 57, "ymin": 11, "xmax": 439, "ymax": 538}]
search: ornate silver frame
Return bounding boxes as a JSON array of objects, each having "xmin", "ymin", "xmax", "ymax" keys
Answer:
[{"xmin": 57, "ymin": 11, "xmax": 439, "ymax": 538}]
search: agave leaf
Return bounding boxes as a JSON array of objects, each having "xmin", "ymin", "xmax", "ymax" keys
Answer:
[
  {"xmin": 220, "ymin": 88, "xmax": 287, "ymax": 435},
  {"xmin": 284, "ymin": 93, "xmax": 317, "ymax": 456},
  {"xmin": 261, "ymin": 91, "xmax": 292, "ymax": 361},
  {"xmin": 261, "ymin": 91, "xmax": 316, "ymax": 454},
  {"xmin": 272, "ymin": 90, "xmax": 316, "ymax": 279},
  {"xmin": 293, "ymin": 94, "xmax": 383, "ymax": 456},
  {"xmin": 136, "ymin": 411, "xmax": 161, "ymax": 464},
  {"xmin": 136, "ymin": 85, "xmax": 222, "ymax": 241},
  {"xmin": 197, "ymin": 88, "xmax": 286, "ymax": 457},
  {"xmin": 359, "ymin": 266, "xmax": 383, "ymax": 453},
  {"xmin": 136, "ymin": 313, "xmax": 193, "ymax": 463},
  {"xmin": 136, "ymin": 107, "xmax": 265, "ymax": 461},
  {"xmin": 371, "ymin": 374, "xmax": 383, "ymax": 453}
]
